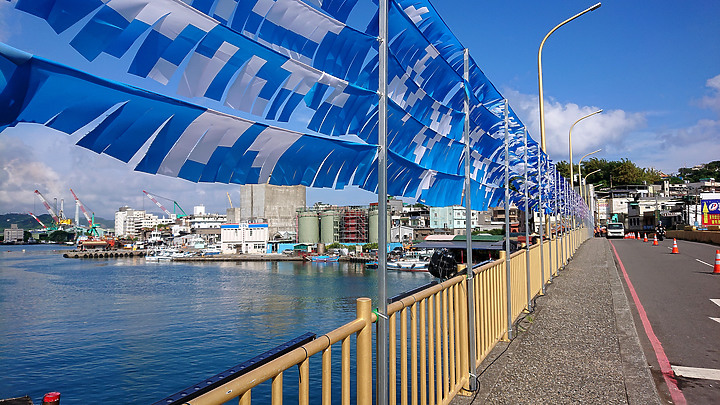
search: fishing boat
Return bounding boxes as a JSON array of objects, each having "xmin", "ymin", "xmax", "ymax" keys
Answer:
[
  {"xmin": 386, "ymin": 259, "xmax": 429, "ymax": 272},
  {"xmin": 310, "ymin": 255, "xmax": 340, "ymax": 262},
  {"xmin": 145, "ymin": 248, "xmax": 174, "ymax": 261}
]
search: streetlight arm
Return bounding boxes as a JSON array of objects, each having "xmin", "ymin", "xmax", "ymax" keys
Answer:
[
  {"xmin": 584, "ymin": 169, "xmax": 601, "ymax": 182},
  {"xmin": 538, "ymin": 2, "xmax": 602, "ymax": 151},
  {"xmin": 569, "ymin": 110, "xmax": 602, "ymax": 184},
  {"xmin": 579, "ymin": 148, "xmax": 602, "ymax": 164}
]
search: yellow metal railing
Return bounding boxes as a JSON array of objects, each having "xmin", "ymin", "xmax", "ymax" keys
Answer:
[{"xmin": 183, "ymin": 228, "xmax": 589, "ymax": 404}]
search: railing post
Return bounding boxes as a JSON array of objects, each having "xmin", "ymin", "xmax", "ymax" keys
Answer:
[
  {"xmin": 500, "ymin": 250, "xmax": 511, "ymax": 340},
  {"xmin": 357, "ymin": 298, "xmax": 373, "ymax": 405}
]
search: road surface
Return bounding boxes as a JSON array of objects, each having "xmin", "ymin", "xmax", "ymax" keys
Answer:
[{"xmin": 609, "ymin": 237, "xmax": 719, "ymax": 404}]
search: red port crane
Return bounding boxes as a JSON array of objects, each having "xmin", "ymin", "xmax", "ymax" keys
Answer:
[
  {"xmin": 70, "ymin": 188, "xmax": 93, "ymax": 228},
  {"xmin": 143, "ymin": 190, "xmax": 187, "ymax": 218},
  {"xmin": 70, "ymin": 188, "xmax": 100, "ymax": 237},
  {"xmin": 28, "ymin": 212, "xmax": 48, "ymax": 230},
  {"xmin": 34, "ymin": 190, "xmax": 59, "ymax": 225}
]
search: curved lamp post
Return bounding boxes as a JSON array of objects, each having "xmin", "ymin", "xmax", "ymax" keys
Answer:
[
  {"xmin": 580, "ymin": 169, "xmax": 600, "ymax": 203},
  {"xmin": 578, "ymin": 148, "xmax": 602, "ymax": 201},
  {"xmin": 583, "ymin": 168, "xmax": 601, "ymax": 227},
  {"xmin": 538, "ymin": 2, "xmax": 601, "ymax": 152},
  {"xmin": 569, "ymin": 110, "xmax": 602, "ymax": 193}
]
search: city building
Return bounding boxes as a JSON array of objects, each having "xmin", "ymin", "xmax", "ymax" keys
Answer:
[
  {"xmin": 3, "ymin": 224, "xmax": 24, "ymax": 243},
  {"xmin": 430, "ymin": 206, "xmax": 495, "ymax": 234},
  {"xmin": 114, "ymin": 206, "xmax": 174, "ymax": 238},
  {"xmin": 220, "ymin": 223, "xmax": 269, "ymax": 254}
]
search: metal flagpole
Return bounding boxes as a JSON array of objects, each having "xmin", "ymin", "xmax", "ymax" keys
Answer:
[
  {"xmin": 546, "ymin": 155, "xmax": 553, "ymax": 282},
  {"xmin": 463, "ymin": 48, "xmax": 478, "ymax": 389},
  {"xmin": 523, "ymin": 128, "xmax": 532, "ymax": 311},
  {"xmin": 377, "ymin": 0, "xmax": 389, "ymax": 403},
  {"xmin": 503, "ymin": 99, "xmax": 512, "ymax": 339},
  {"xmin": 555, "ymin": 165, "xmax": 561, "ymax": 270},
  {"xmin": 537, "ymin": 145, "xmax": 545, "ymax": 295}
]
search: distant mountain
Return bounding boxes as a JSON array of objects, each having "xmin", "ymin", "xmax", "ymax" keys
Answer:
[{"xmin": 1, "ymin": 213, "xmax": 113, "ymax": 232}]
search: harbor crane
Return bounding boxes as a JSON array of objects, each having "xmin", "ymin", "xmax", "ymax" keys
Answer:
[
  {"xmin": 28, "ymin": 212, "xmax": 48, "ymax": 230},
  {"xmin": 70, "ymin": 188, "xmax": 99, "ymax": 236},
  {"xmin": 143, "ymin": 190, "xmax": 187, "ymax": 218},
  {"xmin": 34, "ymin": 190, "xmax": 59, "ymax": 225}
]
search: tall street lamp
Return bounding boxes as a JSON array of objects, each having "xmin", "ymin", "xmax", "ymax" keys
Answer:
[
  {"xmin": 538, "ymin": 2, "xmax": 601, "ymax": 152},
  {"xmin": 580, "ymin": 169, "xmax": 600, "ymax": 202},
  {"xmin": 569, "ymin": 110, "xmax": 602, "ymax": 193},
  {"xmin": 578, "ymin": 148, "xmax": 602, "ymax": 201},
  {"xmin": 583, "ymin": 168, "xmax": 601, "ymax": 226}
]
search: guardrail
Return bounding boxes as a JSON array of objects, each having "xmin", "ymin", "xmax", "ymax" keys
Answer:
[{"xmin": 176, "ymin": 228, "xmax": 588, "ymax": 404}]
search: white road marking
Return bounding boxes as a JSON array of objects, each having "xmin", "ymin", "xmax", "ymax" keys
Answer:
[
  {"xmin": 712, "ymin": 300, "xmax": 720, "ymax": 324},
  {"xmin": 711, "ymin": 317, "xmax": 720, "ymax": 324},
  {"xmin": 672, "ymin": 365, "xmax": 720, "ymax": 381},
  {"xmin": 696, "ymin": 259, "xmax": 712, "ymax": 267}
]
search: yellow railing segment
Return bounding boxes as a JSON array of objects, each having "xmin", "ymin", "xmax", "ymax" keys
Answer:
[{"xmin": 183, "ymin": 228, "xmax": 591, "ymax": 405}]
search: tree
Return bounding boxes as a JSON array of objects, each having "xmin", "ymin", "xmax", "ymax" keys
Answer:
[
  {"xmin": 49, "ymin": 230, "xmax": 72, "ymax": 243},
  {"xmin": 677, "ymin": 160, "xmax": 720, "ymax": 182}
]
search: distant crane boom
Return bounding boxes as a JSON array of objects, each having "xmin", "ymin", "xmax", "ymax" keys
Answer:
[
  {"xmin": 34, "ymin": 190, "xmax": 59, "ymax": 224},
  {"xmin": 227, "ymin": 192, "xmax": 233, "ymax": 208},
  {"xmin": 28, "ymin": 212, "xmax": 47, "ymax": 229},
  {"xmin": 70, "ymin": 188, "xmax": 93, "ymax": 227},
  {"xmin": 143, "ymin": 190, "xmax": 173, "ymax": 217}
]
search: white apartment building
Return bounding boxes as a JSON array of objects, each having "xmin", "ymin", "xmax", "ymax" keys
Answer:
[
  {"xmin": 114, "ymin": 206, "xmax": 174, "ymax": 238},
  {"xmin": 220, "ymin": 223, "xmax": 269, "ymax": 254},
  {"xmin": 429, "ymin": 206, "xmax": 482, "ymax": 232}
]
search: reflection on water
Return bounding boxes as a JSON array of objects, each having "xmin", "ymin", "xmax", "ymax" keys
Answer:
[{"xmin": 0, "ymin": 245, "xmax": 432, "ymax": 404}]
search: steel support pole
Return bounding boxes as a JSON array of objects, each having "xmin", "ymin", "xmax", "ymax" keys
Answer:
[
  {"xmin": 546, "ymin": 154, "xmax": 553, "ymax": 282},
  {"xmin": 463, "ymin": 49, "xmax": 478, "ymax": 390},
  {"xmin": 537, "ymin": 145, "xmax": 545, "ymax": 294},
  {"xmin": 377, "ymin": 0, "xmax": 389, "ymax": 403},
  {"xmin": 554, "ymin": 166, "xmax": 561, "ymax": 270},
  {"xmin": 523, "ymin": 128, "xmax": 532, "ymax": 311},
  {"xmin": 503, "ymin": 100, "xmax": 512, "ymax": 340}
]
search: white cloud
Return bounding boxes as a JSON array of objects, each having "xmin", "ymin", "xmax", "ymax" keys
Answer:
[
  {"xmin": 699, "ymin": 73, "xmax": 720, "ymax": 114},
  {"xmin": 0, "ymin": 125, "xmax": 247, "ymax": 219},
  {"xmin": 502, "ymin": 89, "xmax": 646, "ymax": 161},
  {"xmin": 503, "ymin": 85, "xmax": 720, "ymax": 174}
]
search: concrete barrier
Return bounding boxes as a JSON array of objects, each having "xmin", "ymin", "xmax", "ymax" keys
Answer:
[{"xmin": 667, "ymin": 230, "xmax": 720, "ymax": 245}]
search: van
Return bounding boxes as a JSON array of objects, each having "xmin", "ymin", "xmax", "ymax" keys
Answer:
[{"xmin": 606, "ymin": 222, "xmax": 625, "ymax": 238}]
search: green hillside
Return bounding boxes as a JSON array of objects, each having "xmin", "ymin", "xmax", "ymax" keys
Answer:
[{"xmin": 1, "ymin": 213, "xmax": 113, "ymax": 232}]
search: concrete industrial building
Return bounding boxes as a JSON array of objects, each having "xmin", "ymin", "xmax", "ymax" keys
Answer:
[
  {"xmin": 296, "ymin": 204, "xmax": 392, "ymax": 245},
  {"xmin": 236, "ymin": 184, "xmax": 305, "ymax": 239}
]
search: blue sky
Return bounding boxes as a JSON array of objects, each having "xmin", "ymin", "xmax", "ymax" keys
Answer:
[{"xmin": 1, "ymin": 0, "xmax": 719, "ymax": 219}]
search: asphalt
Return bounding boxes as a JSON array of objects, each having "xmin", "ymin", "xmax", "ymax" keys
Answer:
[{"xmin": 452, "ymin": 237, "xmax": 662, "ymax": 405}]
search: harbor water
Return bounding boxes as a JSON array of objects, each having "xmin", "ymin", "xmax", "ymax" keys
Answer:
[{"xmin": 0, "ymin": 244, "xmax": 433, "ymax": 404}]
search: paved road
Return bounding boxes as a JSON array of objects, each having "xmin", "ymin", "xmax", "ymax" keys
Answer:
[{"xmin": 609, "ymin": 237, "xmax": 720, "ymax": 404}]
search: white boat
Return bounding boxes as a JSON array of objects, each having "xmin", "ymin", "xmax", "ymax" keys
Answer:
[
  {"xmin": 201, "ymin": 245, "xmax": 222, "ymax": 256},
  {"xmin": 386, "ymin": 250, "xmax": 432, "ymax": 272},
  {"xmin": 145, "ymin": 248, "xmax": 176, "ymax": 261},
  {"xmin": 386, "ymin": 259, "xmax": 429, "ymax": 272}
]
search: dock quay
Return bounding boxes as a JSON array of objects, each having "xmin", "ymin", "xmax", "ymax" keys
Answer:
[
  {"xmin": 174, "ymin": 254, "xmax": 304, "ymax": 262},
  {"xmin": 63, "ymin": 250, "xmax": 147, "ymax": 259},
  {"xmin": 62, "ymin": 249, "xmax": 376, "ymax": 263}
]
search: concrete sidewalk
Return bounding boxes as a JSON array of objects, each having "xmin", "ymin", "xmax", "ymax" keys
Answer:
[{"xmin": 452, "ymin": 237, "xmax": 661, "ymax": 404}]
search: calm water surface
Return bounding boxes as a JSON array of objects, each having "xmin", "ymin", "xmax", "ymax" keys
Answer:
[{"xmin": 0, "ymin": 245, "xmax": 433, "ymax": 404}]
